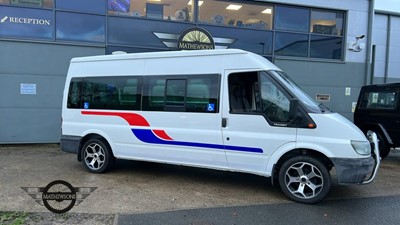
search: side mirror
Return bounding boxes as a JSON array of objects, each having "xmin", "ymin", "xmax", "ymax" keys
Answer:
[{"xmin": 289, "ymin": 99, "xmax": 299, "ymax": 121}]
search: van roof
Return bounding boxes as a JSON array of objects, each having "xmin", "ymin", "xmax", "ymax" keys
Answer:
[
  {"xmin": 71, "ymin": 49, "xmax": 257, "ymax": 63},
  {"xmin": 68, "ymin": 49, "xmax": 281, "ymax": 76}
]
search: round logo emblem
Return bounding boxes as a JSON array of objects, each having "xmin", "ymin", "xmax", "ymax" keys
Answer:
[
  {"xmin": 178, "ymin": 27, "xmax": 215, "ymax": 50},
  {"xmin": 42, "ymin": 180, "xmax": 77, "ymax": 213}
]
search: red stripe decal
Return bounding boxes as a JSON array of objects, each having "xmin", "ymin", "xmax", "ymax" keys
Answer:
[
  {"xmin": 152, "ymin": 130, "xmax": 173, "ymax": 140},
  {"xmin": 81, "ymin": 111, "xmax": 150, "ymax": 127}
]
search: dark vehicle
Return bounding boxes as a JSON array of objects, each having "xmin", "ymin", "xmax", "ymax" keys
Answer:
[{"xmin": 354, "ymin": 83, "xmax": 400, "ymax": 158}]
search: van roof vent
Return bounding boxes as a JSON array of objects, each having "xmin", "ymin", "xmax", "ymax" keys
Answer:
[{"xmin": 112, "ymin": 51, "xmax": 127, "ymax": 55}]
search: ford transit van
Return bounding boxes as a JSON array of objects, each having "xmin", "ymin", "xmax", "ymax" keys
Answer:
[{"xmin": 61, "ymin": 49, "xmax": 379, "ymax": 203}]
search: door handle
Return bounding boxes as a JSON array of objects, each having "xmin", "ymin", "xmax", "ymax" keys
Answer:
[{"xmin": 222, "ymin": 118, "xmax": 227, "ymax": 128}]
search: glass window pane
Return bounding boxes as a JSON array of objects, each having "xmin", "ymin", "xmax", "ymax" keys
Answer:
[
  {"xmin": 67, "ymin": 78, "xmax": 83, "ymax": 109},
  {"xmin": 275, "ymin": 6, "xmax": 310, "ymax": 32},
  {"xmin": 260, "ymin": 73, "xmax": 290, "ymax": 122},
  {"xmin": 201, "ymin": 25, "xmax": 273, "ymax": 55},
  {"xmin": 166, "ymin": 79, "xmax": 186, "ymax": 107},
  {"xmin": 108, "ymin": 17, "xmax": 190, "ymax": 48},
  {"xmin": 56, "ymin": 12, "xmax": 105, "ymax": 43},
  {"xmin": 108, "ymin": 0, "xmax": 193, "ymax": 22},
  {"xmin": 361, "ymin": 92, "xmax": 397, "ymax": 109},
  {"xmin": 198, "ymin": 0, "xmax": 273, "ymax": 30},
  {"xmin": 310, "ymin": 35, "xmax": 342, "ymax": 59},
  {"xmin": 274, "ymin": 32, "xmax": 308, "ymax": 57},
  {"xmin": 56, "ymin": 0, "xmax": 106, "ymax": 14},
  {"xmin": 0, "ymin": 6, "xmax": 53, "ymax": 39},
  {"xmin": 7, "ymin": 0, "xmax": 53, "ymax": 8},
  {"xmin": 142, "ymin": 75, "xmax": 219, "ymax": 112},
  {"xmin": 80, "ymin": 77, "xmax": 142, "ymax": 110},
  {"xmin": 228, "ymin": 72, "xmax": 259, "ymax": 113},
  {"xmin": 311, "ymin": 10, "xmax": 344, "ymax": 36},
  {"xmin": 186, "ymin": 75, "xmax": 219, "ymax": 113},
  {"xmin": 143, "ymin": 77, "xmax": 166, "ymax": 111}
]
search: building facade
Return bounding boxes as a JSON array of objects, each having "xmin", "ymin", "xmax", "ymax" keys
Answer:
[
  {"xmin": 0, "ymin": 0, "xmax": 397, "ymax": 143},
  {"xmin": 373, "ymin": 1, "xmax": 400, "ymax": 84}
]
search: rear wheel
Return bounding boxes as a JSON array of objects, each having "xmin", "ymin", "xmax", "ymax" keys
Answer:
[
  {"xmin": 278, "ymin": 155, "xmax": 331, "ymax": 204},
  {"xmin": 376, "ymin": 132, "xmax": 390, "ymax": 159},
  {"xmin": 81, "ymin": 138, "xmax": 115, "ymax": 173}
]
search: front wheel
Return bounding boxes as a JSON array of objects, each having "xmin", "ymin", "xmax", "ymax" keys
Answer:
[
  {"xmin": 278, "ymin": 155, "xmax": 331, "ymax": 204},
  {"xmin": 81, "ymin": 138, "xmax": 115, "ymax": 173}
]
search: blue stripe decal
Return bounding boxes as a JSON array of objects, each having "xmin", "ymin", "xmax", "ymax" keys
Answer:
[{"xmin": 132, "ymin": 129, "xmax": 263, "ymax": 153}]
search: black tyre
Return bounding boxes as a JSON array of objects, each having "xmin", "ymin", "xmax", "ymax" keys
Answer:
[
  {"xmin": 376, "ymin": 132, "xmax": 390, "ymax": 159},
  {"xmin": 81, "ymin": 138, "xmax": 115, "ymax": 173},
  {"xmin": 278, "ymin": 155, "xmax": 331, "ymax": 204}
]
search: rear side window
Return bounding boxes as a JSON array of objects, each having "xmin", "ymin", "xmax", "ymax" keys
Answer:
[
  {"xmin": 360, "ymin": 91, "xmax": 398, "ymax": 110},
  {"xmin": 67, "ymin": 76, "xmax": 142, "ymax": 110},
  {"xmin": 67, "ymin": 78, "xmax": 84, "ymax": 109},
  {"xmin": 142, "ymin": 74, "xmax": 220, "ymax": 113}
]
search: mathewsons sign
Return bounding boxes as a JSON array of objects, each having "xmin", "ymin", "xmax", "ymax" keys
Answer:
[{"xmin": 177, "ymin": 27, "xmax": 215, "ymax": 50}]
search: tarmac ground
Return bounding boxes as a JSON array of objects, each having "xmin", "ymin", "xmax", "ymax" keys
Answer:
[{"xmin": 1, "ymin": 144, "xmax": 399, "ymax": 224}]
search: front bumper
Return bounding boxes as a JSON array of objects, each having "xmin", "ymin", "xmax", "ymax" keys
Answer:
[{"xmin": 332, "ymin": 131, "xmax": 380, "ymax": 185}]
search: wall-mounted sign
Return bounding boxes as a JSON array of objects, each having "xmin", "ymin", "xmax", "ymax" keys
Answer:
[
  {"xmin": 0, "ymin": 6, "xmax": 53, "ymax": 39},
  {"xmin": 345, "ymin": 87, "xmax": 351, "ymax": 96},
  {"xmin": 11, "ymin": 0, "xmax": 43, "ymax": 7},
  {"xmin": 153, "ymin": 27, "xmax": 235, "ymax": 50},
  {"xmin": 316, "ymin": 94, "xmax": 330, "ymax": 102},
  {"xmin": 178, "ymin": 27, "xmax": 215, "ymax": 50},
  {"xmin": 20, "ymin": 83, "xmax": 37, "ymax": 95}
]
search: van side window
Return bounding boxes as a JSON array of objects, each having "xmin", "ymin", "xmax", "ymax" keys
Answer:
[
  {"xmin": 145, "ymin": 78, "xmax": 166, "ymax": 111},
  {"xmin": 143, "ymin": 75, "xmax": 220, "ymax": 113},
  {"xmin": 67, "ymin": 78, "xmax": 83, "ymax": 109},
  {"xmin": 166, "ymin": 79, "xmax": 186, "ymax": 107},
  {"xmin": 228, "ymin": 71, "xmax": 290, "ymax": 123},
  {"xmin": 67, "ymin": 76, "xmax": 142, "ymax": 110},
  {"xmin": 186, "ymin": 78, "xmax": 214, "ymax": 112},
  {"xmin": 228, "ymin": 72, "xmax": 260, "ymax": 113},
  {"xmin": 165, "ymin": 79, "xmax": 186, "ymax": 111},
  {"xmin": 360, "ymin": 91, "xmax": 397, "ymax": 110},
  {"xmin": 259, "ymin": 73, "xmax": 290, "ymax": 122}
]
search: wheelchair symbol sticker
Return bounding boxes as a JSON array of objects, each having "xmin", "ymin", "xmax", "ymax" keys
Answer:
[
  {"xmin": 84, "ymin": 102, "xmax": 89, "ymax": 109},
  {"xmin": 207, "ymin": 103, "xmax": 215, "ymax": 112}
]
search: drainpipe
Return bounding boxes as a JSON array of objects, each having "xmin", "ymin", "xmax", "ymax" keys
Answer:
[
  {"xmin": 384, "ymin": 16, "xmax": 391, "ymax": 84},
  {"xmin": 365, "ymin": 0, "xmax": 375, "ymax": 85}
]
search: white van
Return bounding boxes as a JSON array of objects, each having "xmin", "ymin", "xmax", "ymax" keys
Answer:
[{"xmin": 61, "ymin": 49, "xmax": 379, "ymax": 203}]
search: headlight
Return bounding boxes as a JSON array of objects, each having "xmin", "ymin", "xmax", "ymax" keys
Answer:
[{"xmin": 351, "ymin": 140, "xmax": 371, "ymax": 155}]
